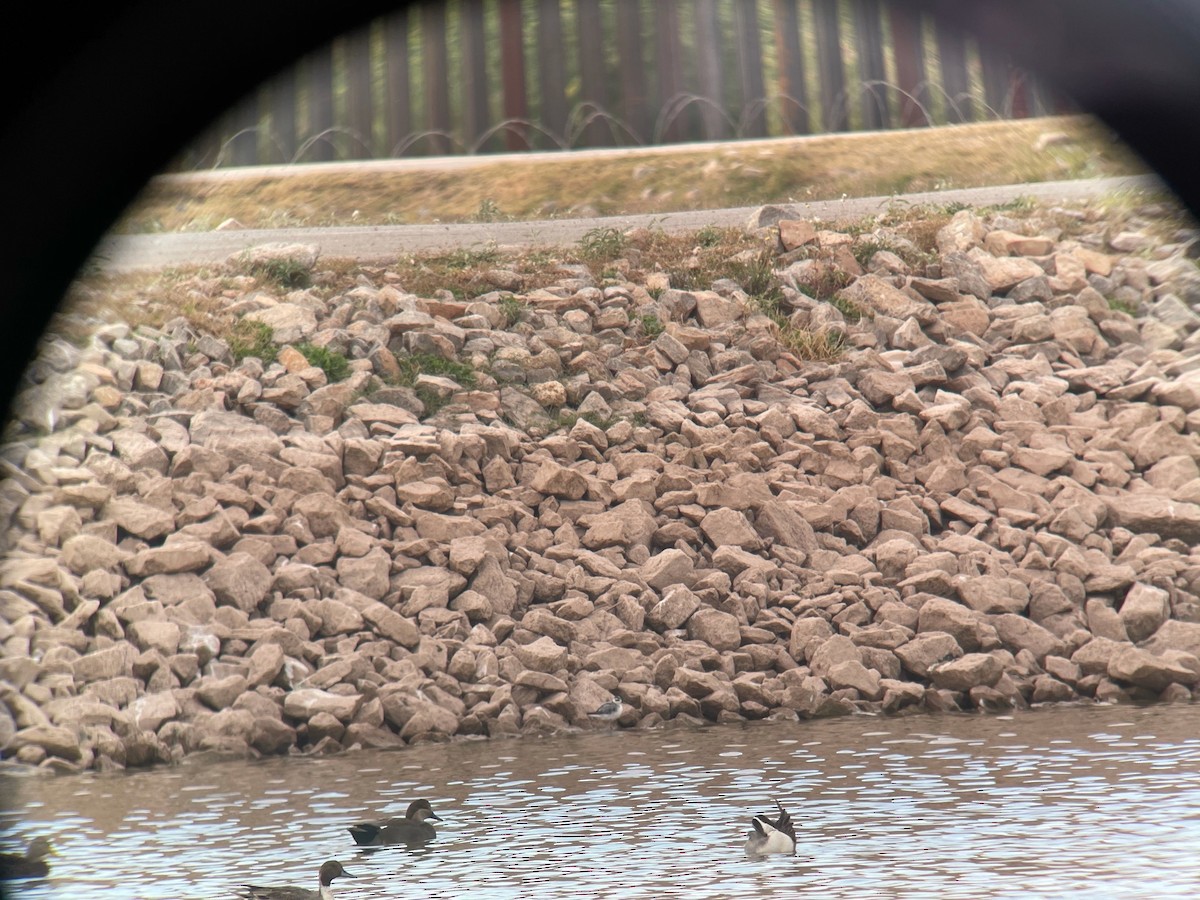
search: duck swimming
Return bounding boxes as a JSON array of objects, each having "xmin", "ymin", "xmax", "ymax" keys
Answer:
[
  {"xmin": 348, "ymin": 798, "xmax": 442, "ymax": 847},
  {"xmin": 235, "ymin": 860, "xmax": 353, "ymax": 900},
  {"xmin": 745, "ymin": 800, "xmax": 796, "ymax": 856},
  {"xmin": 0, "ymin": 836, "xmax": 54, "ymax": 879}
]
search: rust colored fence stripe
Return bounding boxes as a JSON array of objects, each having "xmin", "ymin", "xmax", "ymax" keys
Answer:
[
  {"xmin": 499, "ymin": 0, "xmax": 531, "ymax": 150},
  {"xmin": 888, "ymin": 3, "xmax": 929, "ymax": 127}
]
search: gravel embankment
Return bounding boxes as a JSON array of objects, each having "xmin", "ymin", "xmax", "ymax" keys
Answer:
[{"xmin": 3, "ymin": 191, "xmax": 1200, "ymax": 773}]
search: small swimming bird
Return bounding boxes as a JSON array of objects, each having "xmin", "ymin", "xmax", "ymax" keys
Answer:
[
  {"xmin": 347, "ymin": 798, "xmax": 442, "ymax": 847},
  {"xmin": 745, "ymin": 800, "xmax": 796, "ymax": 856},
  {"xmin": 235, "ymin": 859, "xmax": 353, "ymax": 900},
  {"xmin": 587, "ymin": 694, "xmax": 624, "ymax": 723},
  {"xmin": 0, "ymin": 836, "xmax": 54, "ymax": 879}
]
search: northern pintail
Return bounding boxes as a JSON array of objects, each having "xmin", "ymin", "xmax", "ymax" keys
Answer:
[
  {"xmin": 0, "ymin": 836, "xmax": 53, "ymax": 879},
  {"xmin": 587, "ymin": 694, "xmax": 624, "ymax": 723},
  {"xmin": 236, "ymin": 860, "xmax": 353, "ymax": 900},
  {"xmin": 348, "ymin": 798, "xmax": 442, "ymax": 847},
  {"xmin": 745, "ymin": 800, "xmax": 796, "ymax": 856}
]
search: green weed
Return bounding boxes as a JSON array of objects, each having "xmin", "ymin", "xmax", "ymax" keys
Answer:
[
  {"xmin": 473, "ymin": 198, "xmax": 504, "ymax": 222},
  {"xmin": 783, "ymin": 327, "xmax": 849, "ymax": 360},
  {"xmin": 498, "ymin": 294, "xmax": 525, "ymax": 328},
  {"xmin": 1107, "ymin": 296, "xmax": 1139, "ymax": 316},
  {"xmin": 296, "ymin": 343, "xmax": 351, "ymax": 382},
  {"xmin": 229, "ymin": 319, "xmax": 278, "ymax": 364},
  {"xmin": 248, "ymin": 257, "xmax": 312, "ymax": 289},
  {"xmin": 579, "ymin": 227, "xmax": 625, "ymax": 260},
  {"xmin": 829, "ymin": 293, "xmax": 866, "ymax": 322},
  {"xmin": 639, "ymin": 313, "xmax": 664, "ymax": 338},
  {"xmin": 394, "ymin": 352, "xmax": 478, "ymax": 389}
]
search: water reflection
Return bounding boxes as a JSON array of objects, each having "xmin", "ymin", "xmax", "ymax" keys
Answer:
[{"xmin": 3, "ymin": 704, "xmax": 1199, "ymax": 898}]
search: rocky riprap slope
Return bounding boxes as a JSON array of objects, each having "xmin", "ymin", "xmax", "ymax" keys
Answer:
[{"xmin": 3, "ymin": 197, "xmax": 1200, "ymax": 774}]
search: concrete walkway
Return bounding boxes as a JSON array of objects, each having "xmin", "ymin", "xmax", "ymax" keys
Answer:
[{"xmin": 95, "ymin": 174, "xmax": 1162, "ymax": 272}]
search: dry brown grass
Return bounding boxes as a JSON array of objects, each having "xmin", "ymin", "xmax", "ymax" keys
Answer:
[{"xmin": 116, "ymin": 115, "xmax": 1143, "ymax": 234}]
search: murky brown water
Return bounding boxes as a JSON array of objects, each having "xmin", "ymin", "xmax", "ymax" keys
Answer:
[{"xmin": 2, "ymin": 702, "xmax": 1199, "ymax": 899}]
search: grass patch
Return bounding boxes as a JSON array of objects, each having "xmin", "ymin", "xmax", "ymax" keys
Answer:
[
  {"xmin": 579, "ymin": 226, "xmax": 625, "ymax": 261},
  {"xmin": 498, "ymin": 294, "xmax": 526, "ymax": 328},
  {"xmin": 1107, "ymin": 296, "xmax": 1139, "ymax": 316},
  {"xmin": 550, "ymin": 409, "xmax": 622, "ymax": 431},
  {"xmin": 393, "ymin": 352, "xmax": 477, "ymax": 390},
  {"xmin": 229, "ymin": 319, "xmax": 278, "ymax": 364},
  {"xmin": 295, "ymin": 343, "xmax": 351, "ymax": 382},
  {"xmin": 472, "ymin": 198, "xmax": 505, "ymax": 222},
  {"xmin": 245, "ymin": 257, "xmax": 312, "ymax": 289},
  {"xmin": 829, "ymin": 293, "xmax": 866, "ymax": 323},
  {"xmin": 638, "ymin": 313, "xmax": 664, "ymax": 339},
  {"xmin": 782, "ymin": 328, "xmax": 849, "ymax": 361},
  {"xmin": 116, "ymin": 116, "xmax": 1142, "ymax": 233}
]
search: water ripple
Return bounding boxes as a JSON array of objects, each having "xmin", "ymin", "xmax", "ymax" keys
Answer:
[{"xmin": 3, "ymin": 704, "xmax": 1200, "ymax": 898}]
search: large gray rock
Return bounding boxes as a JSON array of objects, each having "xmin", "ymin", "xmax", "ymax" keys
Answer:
[
  {"xmin": 895, "ymin": 631, "xmax": 963, "ymax": 677},
  {"xmin": 989, "ymin": 614, "xmax": 1066, "ymax": 663},
  {"xmin": 686, "ymin": 607, "xmax": 742, "ymax": 651},
  {"xmin": 282, "ymin": 689, "xmax": 362, "ymax": 722},
  {"xmin": 513, "ymin": 636, "xmax": 568, "ymax": 674},
  {"xmin": 1119, "ymin": 583, "xmax": 1169, "ymax": 643},
  {"xmin": 204, "ymin": 552, "xmax": 272, "ymax": 612},
  {"xmin": 1105, "ymin": 494, "xmax": 1200, "ymax": 543},
  {"xmin": 1108, "ymin": 647, "xmax": 1200, "ymax": 692},
  {"xmin": 647, "ymin": 585, "xmax": 701, "ymax": 632},
  {"xmin": 928, "ymin": 653, "xmax": 1004, "ymax": 691}
]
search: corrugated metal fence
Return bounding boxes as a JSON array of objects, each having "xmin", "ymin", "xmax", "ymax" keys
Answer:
[{"xmin": 185, "ymin": 0, "xmax": 1065, "ymax": 168}]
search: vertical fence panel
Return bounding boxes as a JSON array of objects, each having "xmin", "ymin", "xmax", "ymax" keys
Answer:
[
  {"xmin": 384, "ymin": 9, "xmax": 412, "ymax": 156},
  {"xmin": 346, "ymin": 26, "xmax": 375, "ymax": 158},
  {"xmin": 199, "ymin": 1, "xmax": 1048, "ymax": 168},
  {"xmin": 979, "ymin": 43, "xmax": 1027, "ymax": 120},
  {"xmin": 888, "ymin": 4, "xmax": 928, "ymax": 127},
  {"xmin": 852, "ymin": 0, "xmax": 889, "ymax": 130},
  {"xmin": 1008, "ymin": 68, "xmax": 1031, "ymax": 119},
  {"xmin": 537, "ymin": 0, "xmax": 569, "ymax": 147},
  {"xmin": 499, "ymin": 0, "xmax": 531, "ymax": 150},
  {"xmin": 575, "ymin": 0, "xmax": 611, "ymax": 146},
  {"xmin": 694, "ymin": 0, "xmax": 729, "ymax": 140},
  {"xmin": 307, "ymin": 44, "xmax": 336, "ymax": 161},
  {"xmin": 733, "ymin": 0, "xmax": 766, "ymax": 137},
  {"xmin": 461, "ymin": 0, "xmax": 490, "ymax": 150},
  {"xmin": 227, "ymin": 95, "xmax": 261, "ymax": 166},
  {"xmin": 615, "ymin": 0, "xmax": 650, "ymax": 142},
  {"xmin": 655, "ymin": 0, "xmax": 686, "ymax": 142},
  {"xmin": 269, "ymin": 69, "xmax": 298, "ymax": 163},
  {"xmin": 812, "ymin": 0, "xmax": 847, "ymax": 132},
  {"xmin": 772, "ymin": 0, "xmax": 809, "ymax": 135},
  {"xmin": 421, "ymin": 4, "xmax": 452, "ymax": 154},
  {"xmin": 934, "ymin": 19, "xmax": 972, "ymax": 123}
]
